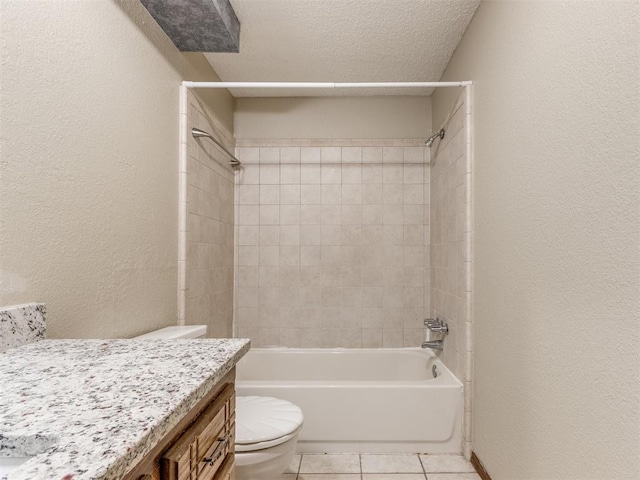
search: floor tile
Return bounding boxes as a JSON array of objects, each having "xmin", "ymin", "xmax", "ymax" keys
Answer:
[
  {"xmin": 275, "ymin": 475, "xmax": 297, "ymax": 480},
  {"xmin": 286, "ymin": 454, "xmax": 302, "ymax": 473},
  {"xmin": 297, "ymin": 475, "xmax": 361, "ymax": 480},
  {"xmin": 426, "ymin": 474, "xmax": 481, "ymax": 480},
  {"xmin": 419, "ymin": 455, "xmax": 476, "ymax": 473},
  {"xmin": 363, "ymin": 475, "xmax": 427, "ymax": 479},
  {"xmin": 361, "ymin": 454, "xmax": 424, "ymax": 473},
  {"xmin": 299, "ymin": 454, "xmax": 361, "ymax": 474}
]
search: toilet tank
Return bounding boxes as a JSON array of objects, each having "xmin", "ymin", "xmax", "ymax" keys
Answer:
[{"xmin": 134, "ymin": 325, "xmax": 207, "ymax": 339}]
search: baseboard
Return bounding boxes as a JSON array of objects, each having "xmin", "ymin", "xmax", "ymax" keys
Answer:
[{"xmin": 471, "ymin": 451, "xmax": 492, "ymax": 480}]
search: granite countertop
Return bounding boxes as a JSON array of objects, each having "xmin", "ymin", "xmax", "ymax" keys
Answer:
[{"xmin": 0, "ymin": 338, "xmax": 250, "ymax": 480}]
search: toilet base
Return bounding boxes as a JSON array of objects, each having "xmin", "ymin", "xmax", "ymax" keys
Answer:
[{"xmin": 234, "ymin": 432, "xmax": 300, "ymax": 480}]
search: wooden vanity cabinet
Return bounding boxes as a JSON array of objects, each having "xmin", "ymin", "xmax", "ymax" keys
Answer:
[{"xmin": 123, "ymin": 369, "xmax": 236, "ymax": 480}]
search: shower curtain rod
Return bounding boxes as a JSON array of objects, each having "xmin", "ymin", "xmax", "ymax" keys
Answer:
[
  {"xmin": 191, "ymin": 127, "xmax": 242, "ymax": 168},
  {"xmin": 182, "ymin": 81, "xmax": 472, "ymax": 89}
]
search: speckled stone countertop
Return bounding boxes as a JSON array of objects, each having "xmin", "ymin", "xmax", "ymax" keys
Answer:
[
  {"xmin": 0, "ymin": 303, "xmax": 46, "ymax": 353},
  {"xmin": 0, "ymin": 338, "xmax": 250, "ymax": 480}
]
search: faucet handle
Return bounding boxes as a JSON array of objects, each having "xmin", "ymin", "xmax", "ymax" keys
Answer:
[
  {"xmin": 430, "ymin": 323, "xmax": 449, "ymax": 334},
  {"xmin": 425, "ymin": 318, "xmax": 449, "ymax": 334}
]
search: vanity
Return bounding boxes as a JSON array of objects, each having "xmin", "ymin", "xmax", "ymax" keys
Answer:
[
  {"xmin": 124, "ymin": 370, "xmax": 235, "ymax": 480},
  {"xmin": 0, "ymin": 338, "xmax": 250, "ymax": 480}
]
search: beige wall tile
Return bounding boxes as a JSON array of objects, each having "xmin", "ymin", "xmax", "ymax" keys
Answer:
[
  {"xmin": 260, "ymin": 184, "xmax": 280, "ymax": 204},
  {"xmin": 280, "ymin": 147, "xmax": 301, "ymax": 165},
  {"xmin": 239, "ymin": 185, "xmax": 259, "ymax": 205},
  {"xmin": 321, "ymin": 147, "xmax": 341, "ymax": 164},
  {"xmin": 235, "ymin": 141, "xmax": 432, "ymax": 348},
  {"xmin": 301, "ymin": 184, "xmax": 321, "ymax": 204},
  {"xmin": 363, "ymin": 147, "xmax": 382, "ymax": 164},
  {"xmin": 281, "ymin": 164, "xmax": 301, "ymax": 184},
  {"xmin": 260, "ymin": 164, "xmax": 279, "ymax": 184},
  {"xmin": 260, "ymin": 205, "xmax": 280, "ymax": 225},
  {"xmin": 259, "ymin": 226, "xmax": 280, "ymax": 245},
  {"xmin": 280, "ymin": 226, "xmax": 301, "ymax": 245},
  {"xmin": 383, "ymin": 147, "xmax": 403, "ymax": 164},
  {"xmin": 300, "ymin": 164, "xmax": 321, "ymax": 184},
  {"xmin": 321, "ymin": 164, "xmax": 342, "ymax": 184},
  {"xmin": 280, "ymin": 185, "xmax": 301, "ymax": 205},
  {"xmin": 259, "ymin": 147, "xmax": 280, "ymax": 164},
  {"xmin": 362, "ymin": 164, "xmax": 383, "ymax": 184},
  {"xmin": 301, "ymin": 147, "xmax": 321, "ymax": 164}
]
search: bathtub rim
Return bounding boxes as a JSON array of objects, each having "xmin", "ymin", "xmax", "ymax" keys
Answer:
[{"xmin": 237, "ymin": 346, "xmax": 463, "ymax": 387}]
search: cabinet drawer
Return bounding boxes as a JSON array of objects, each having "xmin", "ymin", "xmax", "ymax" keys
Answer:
[
  {"xmin": 162, "ymin": 384, "xmax": 235, "ymax": 480},
  {"xmin": 213, "ymin": 453, "xmax": 235, "ymax": 480}
]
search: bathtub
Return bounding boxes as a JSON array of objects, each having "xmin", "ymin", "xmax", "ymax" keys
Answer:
[{"xmin": 235, "ymin": 348, "xmax": 463, "ymax": 454}]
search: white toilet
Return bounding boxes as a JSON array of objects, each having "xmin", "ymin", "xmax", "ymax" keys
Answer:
[
  {"xmin": 134, "ymin": 326, "xmax": 304, "ymax": 480},
  {"xmin": 234, "ymin": 396, "xmax": 303, "ymax": 480}
]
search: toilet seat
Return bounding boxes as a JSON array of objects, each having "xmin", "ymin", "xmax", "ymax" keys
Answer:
[
  {"xmin": 235, "ymin": 429, "xmax": 300, "ymax": 452},
  {"xmin": 235, "ymin": 396, "xmax": 304, "ymax": 452}
]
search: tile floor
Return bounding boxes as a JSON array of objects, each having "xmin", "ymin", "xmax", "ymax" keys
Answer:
[{"xmin": 277, "ymin": 454, "xmax": 482, "ymax": 479}]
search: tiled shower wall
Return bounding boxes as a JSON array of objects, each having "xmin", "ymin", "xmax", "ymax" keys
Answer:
[
  {"xmin": 235, "ymin": 141, "xmax": 430, "ymax": 348},
  {"xmin": 180, "ymin": 91, "xmax": 235, "ymax": 337},
  {"xmin": 429, "ymin": 93, "xmax": 473, "ymax": 456}
]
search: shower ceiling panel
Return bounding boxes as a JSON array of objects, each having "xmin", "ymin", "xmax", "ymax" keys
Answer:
[{"xmin": 206, "ymin": 0, "xmax": 480, "ymax": 97}]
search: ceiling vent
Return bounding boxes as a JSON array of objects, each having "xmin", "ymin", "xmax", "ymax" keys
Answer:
[{"xmin": 140, "ymin": 0, "xmax": 240, "ymax": 52}]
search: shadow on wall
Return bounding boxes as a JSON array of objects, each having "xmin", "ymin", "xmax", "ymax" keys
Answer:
[{"xmin": 112, "ymin": 0, "xmax": 235, "ymax": 132}]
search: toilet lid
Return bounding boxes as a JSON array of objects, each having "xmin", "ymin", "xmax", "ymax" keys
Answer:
[{"xmin": 236, "ymin": 396, "xmax": 304, "ymax": 445}]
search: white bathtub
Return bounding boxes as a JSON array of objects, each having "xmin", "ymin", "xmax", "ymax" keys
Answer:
[{"xmin": 235, "ymin": 348, "xmax": 463, "ymax": 454}]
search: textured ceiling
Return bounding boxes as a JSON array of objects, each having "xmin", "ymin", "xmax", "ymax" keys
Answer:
[{"xmin": 205, "ymin": 0, "xmax": 481, "ymax": 97}]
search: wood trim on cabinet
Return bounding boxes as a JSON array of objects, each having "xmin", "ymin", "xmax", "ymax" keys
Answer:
[
  {"xmin": 215, "ymin": 453, "xmax": 235, "ymax": 480},
  {"xmin": 162, "ymin": 384, "xmax": 234, "ymax": 480},
  {"xmin": 122, "ymin": 369, "xmax": 235, "ymax": 480},
  {"xmin": 471, "ymin": 451, "xmax": 493, "ymax": 480}
]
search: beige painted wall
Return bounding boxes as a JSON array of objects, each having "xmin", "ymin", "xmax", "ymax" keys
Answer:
[
  {"xmin": 432, "ymin": 1, "xmax": 640, "ymax": 478},
  {"xmin": 0, "ymin": 0, "xmax": 233, "ymax": 338},
  {"xmin": 235, "ymin": 96, "xmax": 431, "ymax": 139}
]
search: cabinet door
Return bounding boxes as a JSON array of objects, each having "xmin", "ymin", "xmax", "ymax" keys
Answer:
[
  {"xmin": 212, "ymin": 454, "xmax": 235, "ymax": 480},
  {"xmin": 161, "ymin": 384, "xmax": 235, "ymax": 480}
]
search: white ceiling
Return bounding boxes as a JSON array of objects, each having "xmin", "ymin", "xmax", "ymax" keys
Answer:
[{"xmin": 205, "ymin": 0, "xmax": 481, "ymax": 97}]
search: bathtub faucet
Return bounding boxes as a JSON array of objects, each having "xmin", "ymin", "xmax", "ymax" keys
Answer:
[
  {"xmin": 421, "ymin": 339, "xmax": 444, "ymax": 351},
  {"xmin": 422, "ymin": 318, "xmax": 449, "ymax": 351}
]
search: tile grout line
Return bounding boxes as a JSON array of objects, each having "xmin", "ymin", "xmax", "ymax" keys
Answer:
[
  {"xmin": 295, "ymin": 453, "xmax": 301, "ymax": 479},
  {"xmin": 419, "ymin": 453, "xmax": 429, "ymax": 479}
]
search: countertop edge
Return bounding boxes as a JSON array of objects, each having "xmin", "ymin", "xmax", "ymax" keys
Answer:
[
  {"xmin": 4, "ymin": 339, "xmax": 251, "ymax": 480},
  {"xmin": 102, "ymin": 339, "xmax": 251, "ymax": 480}
]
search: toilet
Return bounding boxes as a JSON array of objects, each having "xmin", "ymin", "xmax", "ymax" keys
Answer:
[
  {"xmin": 134, "ymin": 326, "xmax": 304, "ymax": 480},
  {"xmin": 234, "ymin": 396, "xmax": 303, "ymax": 480}
]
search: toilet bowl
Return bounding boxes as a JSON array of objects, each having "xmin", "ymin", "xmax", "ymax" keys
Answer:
[
  {"xmin": 234, "ymin": 396, "xmax": 304, "ymax": 480},
  {"xmin": 134, "ymin": 327, "xmax": 304, "ymax": 479}
]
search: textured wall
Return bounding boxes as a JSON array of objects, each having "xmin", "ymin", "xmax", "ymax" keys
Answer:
[
  {"xmin": 235, "ymin": 97, "xmax": 431, "ymax": 139},
  {"xmin": 432, "ymin": 1, "xmax": 640, "ymax": 479},
  {"xmin": 184, "ymin": 91, "xmax": 235, "ymax": 338},
  {"xmin": 0, "ymin": 0, "xmax": 233, "ymax": 338},
  {"xmin": 235, "ymin": 140, "xmax": 430, "ymax": 348}
]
